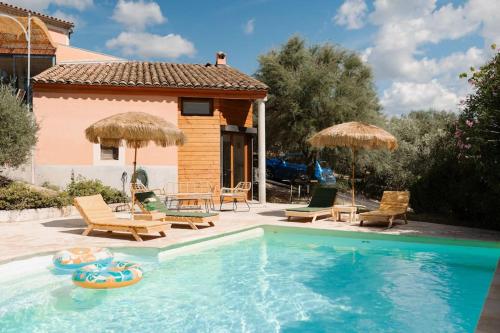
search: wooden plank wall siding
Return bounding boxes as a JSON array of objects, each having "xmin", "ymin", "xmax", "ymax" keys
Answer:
[
  {"xmin": 219, "ymin": 99, "xmax": 253, "ymax": 127},
  {"xmin": 178, "ymin": 98, "xmax": 253, "ymax": 201}
]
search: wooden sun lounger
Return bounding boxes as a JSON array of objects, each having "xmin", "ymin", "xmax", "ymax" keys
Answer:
[
  {"xmin": 134, "ymin": 210, "xmax": 218, "ymax": 230},
  {"xmin": 285, "ymin": 187, "xmax": 338, "ymax": 222},
  {"xmin": 74, "ymin": 194, "xmax": 170, "ymax": 242},
  {"xmin": 285, "ymin": 207, "xmax": 334, "ymax": 222},
  {"xmin": 134, "ymin": 191, "xmax": 219, "ymax": 230},
  {"xmin": 359, "ymin": 191, "xmax": 410, "ymax": 228}
]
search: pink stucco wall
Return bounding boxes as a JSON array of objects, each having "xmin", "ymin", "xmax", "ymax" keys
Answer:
[
  {"xmin": 48, "ymin": 30, "xmax": 69, "ymax": 45},
  {"xmin": 55, "ymin": 44, "xmax": 122, "ymax": 63},
  {"xmin": 33, "ymin": 91, "xmax": 178, "ymax": 167}
]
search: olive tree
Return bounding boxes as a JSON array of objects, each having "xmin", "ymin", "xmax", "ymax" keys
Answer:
[
  {"xmin": 255, "ymin": 36, "xmax": 383, "ymax": 171},
  {"xmin": 0, "ymin": 84, "xmax": 38, "ymax": 168}
]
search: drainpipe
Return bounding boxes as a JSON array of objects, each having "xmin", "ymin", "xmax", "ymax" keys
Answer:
[
  {"xmin": 27, "ymin": 13, "xmax": 31, "ymax": 109},
  {"xmin": 28, "ymin": 13, "xmax": 35, "ymax": 184},
  {"xmin": 257, "ymin": 97, "xmax": 267, "ymax": 204}
]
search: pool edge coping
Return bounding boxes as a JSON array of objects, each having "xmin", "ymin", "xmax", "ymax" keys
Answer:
[
  {"xmin": 476, "ymin": 260, "xmax": 500, "ymax": 333},
  {"xmin": 2, "ymin": 223, "xmax": 499, "ymax": 266}
]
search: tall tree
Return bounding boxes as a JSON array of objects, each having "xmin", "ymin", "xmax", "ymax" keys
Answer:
[
  {"xmin": 0, "ymin": 84, "xmax": 38, "ymax": 168},
  {"xmin": 359, "ymin": 110, "xmax": 457, "ymax": 197},
  {"xmin": 450, "ymin": 46, "xmax": 500, "ymax": 226},
  {"xmin": 402, "ymin": 47, "xmax": 500, "ymax": 229},
  {"xmin": 456, "ymin": 45, "xmax": 500, "ymax": 170},
  {"xmin": 255, "ymin": 36, "xmax": 383, "ymax": 168}
]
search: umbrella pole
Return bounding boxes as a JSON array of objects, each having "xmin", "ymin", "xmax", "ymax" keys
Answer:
[
  {"xmin": 133, "ymin": 146, "xmax": 137, "ymax": 178},
  {"xmin": 351, "ymin": 149, "xmax": 356, "ymax": 207},
  {"xmin": 131, "ymin": 146, "xmax": 138, "ymax": 219}
]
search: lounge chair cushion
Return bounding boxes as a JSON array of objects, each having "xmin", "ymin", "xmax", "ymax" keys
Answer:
[
  {"xmin": 135, "ymin": 191, "xmax": 166, "ymax": 211},
  {"xmin": 135, "ymin": 191, "xmax": 217, "ymax": 217},
  {"xmin": 308, "ymin": 186, "xmax": 338, "ymax": 208},
  {"xmin": 162, "ymin": 210, "xmax": 218, "ymax": 218},
  {"xmin": 285, "ymin": 186, "xmax": 338, "ymax": 213}
]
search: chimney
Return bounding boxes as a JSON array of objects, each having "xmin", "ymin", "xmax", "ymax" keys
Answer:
[{"xmin": 215, "ymin": 51, "xmax": 227, "ymax": 66}]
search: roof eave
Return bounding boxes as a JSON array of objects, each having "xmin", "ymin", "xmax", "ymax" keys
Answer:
[{"xmin": 32, "ymin": 82, "xmax": 268, "ymax": 100}]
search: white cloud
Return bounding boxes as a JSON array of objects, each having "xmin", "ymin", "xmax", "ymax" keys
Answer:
[
  {"xmin": 360, "ymin": 47, "xmax": 372, "ymax": 62},
  {"xmin": 112, "ymin": 0, "xmax": 166, "ymax": 31},
  {"xmin": 369, "ymin": 0, "xmax": 435, "ymax": 25},
  {"xmin": 106, "ymin": 32, "xmax": 195, "ymax": 59},
  {"xmin": 5, "ymin": 0, "xmax": 92, "ymax": 11},
  {"xmin": 243, "ymin": 18, "xmax": 255, "ymax": 35},
  {"xmin": 358, "ymin": 0, "xmax": 500, "ymax": 114},
  {"xmin": 381, "ymin": 80, "xmax": 460, "ymax": 115},
  {"xmin": 107, "ymin": 1, "xmax": 194, "ymax": 60},
  {"xmin": 52, "ymin": 10, "xmax": 84, "ymax": 27},
  {"xmin": 467, "ymin": 0, "xmax": 500, "ymax": 45},
  {"xmin": 333, "ymin": 0, "xmax": 368, "ymax": 30},
  {"xmin": 367, "ymin": 1, "xmax": 483, "ymax": 82}
]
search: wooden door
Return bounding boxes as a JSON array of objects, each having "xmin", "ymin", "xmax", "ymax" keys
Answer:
[{"xmin": 221, "ymin": 133, "xmax": 251, "ymax": 189}]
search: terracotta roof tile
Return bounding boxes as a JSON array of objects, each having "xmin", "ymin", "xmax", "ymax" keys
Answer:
[{"xmin": 33, "ymin": 62, "xmax": 268, "ymax": 92}]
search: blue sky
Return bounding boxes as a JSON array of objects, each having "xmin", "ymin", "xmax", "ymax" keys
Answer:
[{"xmin": 6, "ymin": 0, "xmax": 500, "ymax": 115}]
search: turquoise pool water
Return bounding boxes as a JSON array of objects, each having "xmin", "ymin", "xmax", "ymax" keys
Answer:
[{"xmin": 0, "ymin": 227, "xmax": 499, "ymax": 333}]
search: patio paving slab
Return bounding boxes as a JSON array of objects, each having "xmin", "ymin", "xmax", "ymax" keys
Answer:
[{"xmin": 1, "ymin": 202, "xmax": 499, "ymax": 263}]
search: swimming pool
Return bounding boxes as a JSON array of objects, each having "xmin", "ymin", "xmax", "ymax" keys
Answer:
[{"xmin": 0, "ymin": 226, "xmax": 499, "ymax": 332}]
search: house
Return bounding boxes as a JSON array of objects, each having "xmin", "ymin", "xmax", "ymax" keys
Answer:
[
  {"xmin": 0, "ymin": 1, "xmax": 122, "ymax": 94},
  {"xmin": 0, "ymin": 2, "xmax": 269, "ymax": 203}
]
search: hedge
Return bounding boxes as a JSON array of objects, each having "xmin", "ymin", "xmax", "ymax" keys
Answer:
[{"xmin": 0, "ymin": 178, "xmax": 128, "ymax": 211}]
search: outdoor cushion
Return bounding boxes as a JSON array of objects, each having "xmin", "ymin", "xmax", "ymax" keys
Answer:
[
  {"xmin": 162, "ymin": 210, "xmax": 218, "ymax": 218},
  {"xmin": 285, "ymin": 186, "xmax": 337, "ymax": 213},
  {"xmin": 308, "ymin": 186, "xmax": 338, "ymax": 208},
  {"xmin": 135, "ymin": 191, "xmax": 167, "ymax": 212},
  {"xmin": 135, "ymin": 191, "xmax": 217, "ymax": 217}
]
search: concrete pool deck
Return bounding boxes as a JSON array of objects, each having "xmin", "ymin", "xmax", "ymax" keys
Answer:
[
  {"xmin": 0, "ymin": 202, "xmax": 499, "ymax": 332},
  {"xmin": 1, "ymin": 202, "xmax": 500, "ymax": 262},
  {"xmin": 1, "ymin": 203, "xmax": 500, "ymax": 262}
]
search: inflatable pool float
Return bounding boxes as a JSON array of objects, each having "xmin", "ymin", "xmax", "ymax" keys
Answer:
[
  {"xmin": 72, "ymin": 261, "xmax": 143, "ymax": 289},
  {"xmin": 53, "ymin": 247, "xmax": 113, "ymax": 272}
]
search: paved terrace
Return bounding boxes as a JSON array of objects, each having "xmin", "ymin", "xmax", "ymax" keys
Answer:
[{"xmin": 1, "ymin": 202, "xmax": 500, "ymax": 262}]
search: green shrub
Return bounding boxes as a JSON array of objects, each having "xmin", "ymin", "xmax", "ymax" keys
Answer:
[
  {"xmin": 0, "ymin": 84, "xmax": 38, "ymax": 168},
  {"xmin": 65, "ymin": 177, "xmax": 127, "ymax": 204},
  {"xmin": 0, "ymin": 174, "xmax": 12, "ymax": 188},
  {"xmin": 0, "ymin": 177, "xmax": 127, "ymax": 211},
  {"xmin": 358, "ymin": 110, "xmax": 457, "ymax": 199},
  {"xmin": 41, "ymin": 181, "xmax": 60, "ymax": 191},
  {"xmin": 0, "ymin": 182, "xmax": 70, "ymax": 210}
]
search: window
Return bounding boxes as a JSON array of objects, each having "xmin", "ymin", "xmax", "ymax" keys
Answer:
[
  {"xmin": 93, "ymin": 144, "xmax": 124, "ymax": 166},
  {"xmin": 100, "ymin": 145, "xmax": 119, "ymax": 160},
  {"xmin": 181, "ymin": 98, "xmax": 213, "ymax": 116}
]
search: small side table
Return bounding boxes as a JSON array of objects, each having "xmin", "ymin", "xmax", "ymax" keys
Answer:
[{"xmin": 332, "ymin": 205, "xmax": 357, "ymax": 223}]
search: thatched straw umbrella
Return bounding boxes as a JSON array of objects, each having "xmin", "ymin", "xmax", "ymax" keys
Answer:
[
  {"xmin": 308, "ymin": 121, "xmax": 397, "ymax": 206},
  {"xmin": 85, "ymin": 112, "xmax": 185, "ymax": 210}
]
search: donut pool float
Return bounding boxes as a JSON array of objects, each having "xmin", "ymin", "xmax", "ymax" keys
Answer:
[
  {"xmin": 53, "ymin": 247, "xmax": 113, "ymax": 272},
  {"xmin": 72, "ymin": 261, "xmax": 143, "ymax": 289}
]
